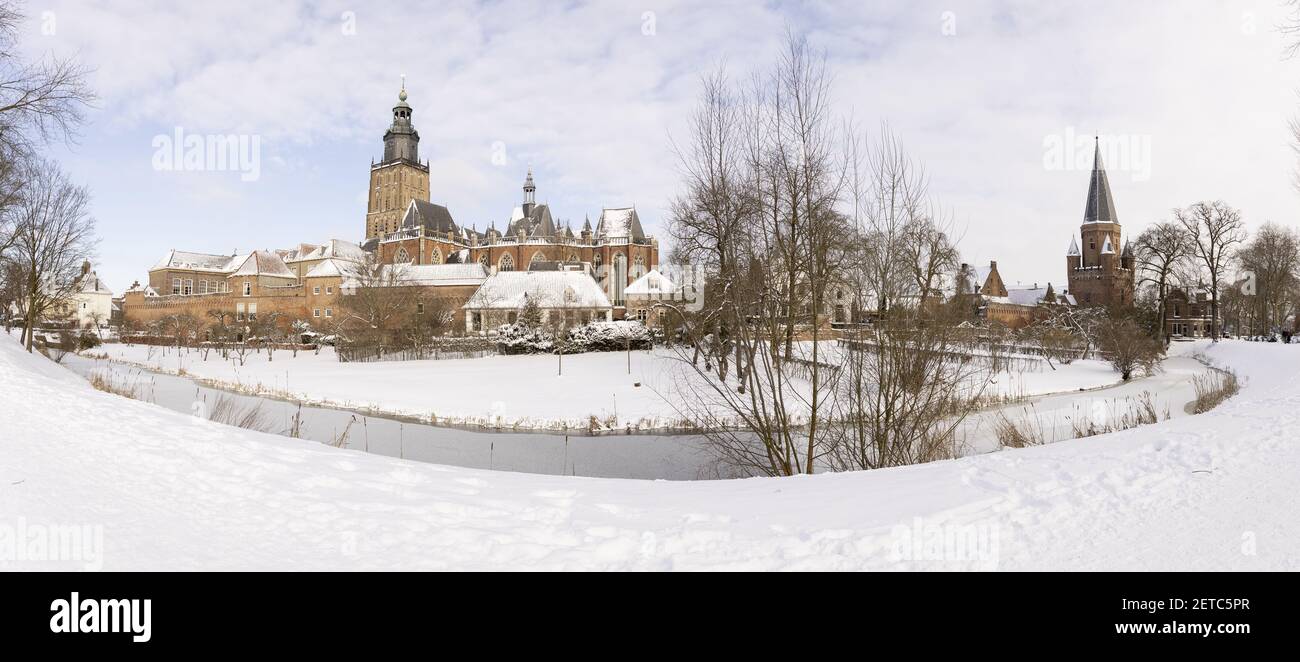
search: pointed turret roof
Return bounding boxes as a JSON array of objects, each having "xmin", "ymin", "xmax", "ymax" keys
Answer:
[
  {"xmin": 1084, "ymin": 137, "xmax": 1119, "ymax": 225},
  {"xmin": 1101, "ymin": 235, "xmax": 1115, "ymax": 255},
  {"xmin": 1121, "ymin": 239, "xmax": 1134, "ymax": 258},
  {"xmin": 1067, "ymin": 237, "xmax": 1080, "ymax": 256}
]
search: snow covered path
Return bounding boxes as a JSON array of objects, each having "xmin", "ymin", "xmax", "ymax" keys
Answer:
[{"xmin": 1, "ymin": 336, "xmax": 1295, "ymax": 570}]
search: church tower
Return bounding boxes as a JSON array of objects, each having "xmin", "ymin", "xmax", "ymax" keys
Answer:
[
  {"xmin": 1066, "ymin": 138, "xmax": 1135, "ymax": 307},
  {"xmin": 365, "ymin": 78, "xmax": 432, "ymax": 240}
]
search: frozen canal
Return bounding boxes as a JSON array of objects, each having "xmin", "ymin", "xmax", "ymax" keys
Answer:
[
  {"xmin": 60, "ymin": 348, "xmax": 1211, "ymax": 480},
  {"xmin": 61, "ymin": 353, "xmax": 719, "ymax": 481}
]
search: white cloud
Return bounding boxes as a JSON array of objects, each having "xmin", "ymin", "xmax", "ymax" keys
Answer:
[{"xmin": 19, "ymin": 0, "xmax": 1300, "ymax": 293}]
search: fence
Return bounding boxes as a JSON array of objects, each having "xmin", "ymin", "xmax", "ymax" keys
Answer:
[{"xmin": 337, "ymin": 342, "xmax": 498, "ymax": 363}]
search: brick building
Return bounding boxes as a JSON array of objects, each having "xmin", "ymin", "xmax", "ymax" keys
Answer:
[
  {"xmin": 121, "ymin": 82, "xmax": 659, "ymax": 338},
  {"xmin": 957, "ymin": 261, "xmax": 1074, "ymax": 330},
  {"xmin": 1065, "ymin": 138, "xmax": 1135, "ymax": 307},
  {"xmin": 1163, "ymin": 287, "xmax": 1218, "ymax": 338},
  {"xmin": 362, "ymin": 85, "xmax": 658, "ymax": 318}
]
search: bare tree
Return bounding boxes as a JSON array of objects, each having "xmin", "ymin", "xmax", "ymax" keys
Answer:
[
  {"xmin": 332, "ymin": 253, "xmax": 414, "ymax": 350},
  {"xmin": 1237, "ymin": 223, "xmax": 1300, "ymax": 336},
  {"xmin": 667, "ymin": 65, "xmax": 750, "ymax": 380},
  {"xmin": 9, "ymin": 158, "xmax": 96, "ymax": 351},
  {"xmin": 1175, "ymin": 201, "xmax": 1246, "ymax": 340},
  {"xmin": 1133, "ymin": 220, "xmax": 1188, "ymax": 340},
  {"xmin": 825, "ymin": 306, "xmax": 992, "ymax": 471},
  {"xmin": 898, "ymin": 211, "xmax": 961, "ymax": 312},
  {"xmin": 850, "ymin": 125, "xmax": 927, "ymax": 317},
  {"xmin": 403, "ymin": 296, "xmax": 454, "ymax": 357},
  {"xmin": 1096, "ymin": 317, "xmax": 1164, "ymax": 381},
  {"xmin": 0, "ymin": 1, "xmax": 96, "ymax": 157}
]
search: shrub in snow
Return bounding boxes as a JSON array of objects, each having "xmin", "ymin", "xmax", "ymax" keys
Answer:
[
  {"xmin": 567, "ymin": 321, "xmax": 652, "ymax": 352},
  {"xmin": 494, "ymin": 320, "xmax": 652, "ymax": 354},
  {"xmin": 495, "ymin": 323, "xmax": 556, "ymax": 354}
]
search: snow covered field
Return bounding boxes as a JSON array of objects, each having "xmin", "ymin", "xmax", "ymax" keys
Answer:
[
  {"xmin": 85, "ymin": 343, "xmax": 1121, "ymax": 431},
  {"xmin": 2, "ymin": 335, "xmax": 1295, "ymax": 570}
]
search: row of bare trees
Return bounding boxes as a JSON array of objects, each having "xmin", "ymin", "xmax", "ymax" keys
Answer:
[
  {"xmin": 0, "ymin": 0, "xmax": 98, "ymax": 351},
  {"xmin": 1133, "ymin": 200, "xmax": 1300, "ymax": 339},
  {"xmin": 663, "ymin": 33, "xmax": 977, "ymax": 477}
]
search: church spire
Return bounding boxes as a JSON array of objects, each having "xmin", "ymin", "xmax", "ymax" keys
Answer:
[
  {"xmin": 1083, "ymin": 135, "xmax": 1118, "ymax": 225},
  {"xmin": 522, "ymin": 167, "xmax": 537, "ymax": 217},
  {"xmin": 382, "ymin": 76, "xmax": 420, "ymax": 164}
]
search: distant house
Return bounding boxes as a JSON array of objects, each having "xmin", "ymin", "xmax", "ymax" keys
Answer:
[
  {"xmin": 463, "ymin": 264, "xmax": 613, "ymax": 334},
  {"xmin": 58, "ymin": 262, "xmax": 114, "ymax": 330},
  {"xmin": 624, "ymin": 269, "xmax": 679, "ymax": 328},
  {"xmin": 956, "ymin": 261, "xmax": 1072, "ymax": 330},
  {"xmin": 1164, "ymin": 287, "xmax": 1217, "ymax": 338}
]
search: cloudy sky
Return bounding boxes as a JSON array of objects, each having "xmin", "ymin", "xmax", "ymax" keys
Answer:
[{"xmin": 15, "ymin": 0, "xmax": 1300, "ymax": 293}]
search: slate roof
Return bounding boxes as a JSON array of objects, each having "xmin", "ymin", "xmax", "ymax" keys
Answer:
[
  {"xmin": 505, "ymin": 203, "xmax": 557, "ymax": 238},
  {"xmin": 1083, "ymin": 139, "xmax": 1119, "ymax": 225},
  {"xmin": 401, "ymin": 199, "xmax": 460, "ymax": 237}
]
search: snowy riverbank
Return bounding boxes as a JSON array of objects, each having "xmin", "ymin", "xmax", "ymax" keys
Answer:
[
  {"xmin": 2, "ymin": 334, "xmax": 1295, "ymax": 570},
  {"xmin": 84, "ymin": 342, "xmax": 1122, "ymax": 432}
]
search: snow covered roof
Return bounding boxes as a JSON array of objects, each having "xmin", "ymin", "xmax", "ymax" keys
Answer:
[
  {"xmin": 1067, "ymin": 237, "xmax": 1080, "ymax": 257},
  {"xmin": 1001, "ymin": 285, "xmax": 1077, "ymax": 307},
  {"xmin": 150, "ymin": 250, "xmax": 240, "ymax": 273},
  {"xmin": 625, "ymin": 269, "xmax": 677, "ymax": 296},
  {"xmin": 79, "ymin": 271, "xmax": 112, "ymax": 295},
  {"xmin": 390, "ymin": 263, "xmax": 489, "ymax": 286},
  {"xmin": 595, "ymin": 207, "xmax": 646, "ymax": 242},
  {"xmin": 231, "ymin": 251, "xmax": 295, "ymax": 278},
  {"xmin": 303, "ymin": 258, "xmax": 361, "ymax": 279},
  {"xmin": 339, "ymin": 263, "xmax": 490, "ymax": 289},
  {"xmin": 464, "ymin": 271, "xmax": 612, "ymax": 310},
  {"xmin": 1101, "ymin": 236, "xmax": 1115, "ymax": 255},
  {"xmin": 291, "ymin": 239, "xmax": 367, "ymax": 263}
]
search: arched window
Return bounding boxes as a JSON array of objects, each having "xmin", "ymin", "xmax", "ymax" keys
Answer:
[
  {"xmin": 612, "ymin": 254, "xmax": 627, "ymax": 306},
  {"xmin": 429, "ymin": 249, "xmax": 442, "ymax": 264},
  {"xmin": 395, "ymin": 247, "xmax": 410, "ymax": 263},
  {"xmin": 567, "ymin": 253, "xmax": 578, "ymax": 263},
  {"xmin": 478, "ymin": 254, "xmax": 489, "ymax": 270},
  {"xmin": 633, "ymin": 254, "xmax": 646, "ymax": 279},
  {"xmin": 529, "ymin": 252, "xmax": 545, "ymax": 269},
  {"xmin": 594, "ymin": 254, "xmax": 603, "ymax": 276},
  {"xmin": 499, "ymin": 254, "xmax": 515, "ymax": 272}
]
